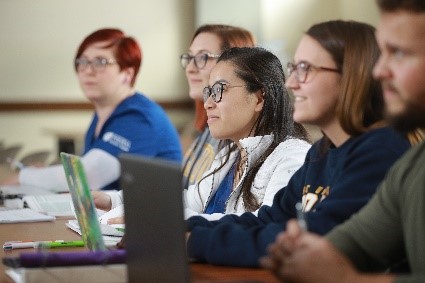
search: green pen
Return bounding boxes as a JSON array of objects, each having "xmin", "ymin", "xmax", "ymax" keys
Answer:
[{"xmin": 39, "ymin": 240, "xmax": 85, "ymax": 249}]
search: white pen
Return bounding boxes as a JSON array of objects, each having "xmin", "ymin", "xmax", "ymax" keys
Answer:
[
  {"xmin": 3, "ymin": 241, "xmax": 41, "ymax": 250},
  {"xmin": 295, "ymin": 202, "xmax": 308, "ymax": 231}
]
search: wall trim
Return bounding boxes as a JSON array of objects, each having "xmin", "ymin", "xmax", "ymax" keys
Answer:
[{"xmin": 0, "ymin": 100, "xmax": 193, "ymax": 112}]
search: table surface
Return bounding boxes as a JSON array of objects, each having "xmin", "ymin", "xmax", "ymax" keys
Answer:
[{"xmin": 0, "ymin": 219, "xmax": 279, "ymax": 283}]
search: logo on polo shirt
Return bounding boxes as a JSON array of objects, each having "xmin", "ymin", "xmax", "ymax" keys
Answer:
[{"xmin": 103, "ymin": 132, "xmax": 131, "ymax": 152}]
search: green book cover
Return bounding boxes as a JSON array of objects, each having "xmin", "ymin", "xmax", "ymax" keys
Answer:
[{"xmin": 60, "ymin": 152, "xmax": 106, "ymax": 251}]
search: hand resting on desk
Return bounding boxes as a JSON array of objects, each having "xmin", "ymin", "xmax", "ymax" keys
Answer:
[
  {"xmin": 92, "ymin": 190, "xmax": 112, "ymax": 211},
  {"xmin": 98, "ymin": 205, "xmax": 124, "ymax": 225},
  {"xmin": 70, "ymin": 196, "xmax": 124, "ymax": 226},
  {"xmin": 92, "ymin": 191, "xmax": 124, "ymax": 224}
]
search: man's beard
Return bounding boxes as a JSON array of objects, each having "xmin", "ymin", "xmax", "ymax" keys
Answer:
[{"xmin": 385, "ymin": 100, "xmax": 425, "ymax": 133}]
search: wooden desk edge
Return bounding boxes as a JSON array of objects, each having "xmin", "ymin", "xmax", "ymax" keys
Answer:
[{"xmin": 0, "ymin": 219, "xmax": 279, "ymax": 283}]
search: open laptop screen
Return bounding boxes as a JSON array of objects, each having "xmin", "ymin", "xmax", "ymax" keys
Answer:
[{"xmin": 120, "ymin": 154, "xmax": 189, "ymax": 283}]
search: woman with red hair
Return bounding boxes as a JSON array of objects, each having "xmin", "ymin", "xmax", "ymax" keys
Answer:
[{"xmin": 2, "ymin": 28, "xmax": 182, "ymax": 191}]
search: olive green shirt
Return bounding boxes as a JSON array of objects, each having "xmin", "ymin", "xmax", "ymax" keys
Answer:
[{"xmin": 327, "ymin": 140, "xmax": 425, "ymax": 282}]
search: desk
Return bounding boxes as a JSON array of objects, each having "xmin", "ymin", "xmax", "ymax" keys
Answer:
[{"xmin": 0, "ymin": 220, "xmax": 279, "ymax": 283}]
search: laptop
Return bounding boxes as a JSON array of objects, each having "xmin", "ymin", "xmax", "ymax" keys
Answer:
[
  {"xmin": 120, "ymin": 154, "xmax": 190, "ymax": 283},
  {"xmin": 60, "ymin": 152, "xmax": 106, "ymax": 251}
]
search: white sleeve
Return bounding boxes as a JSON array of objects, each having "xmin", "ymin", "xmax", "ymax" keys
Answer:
[
  {"xmin": 107, "ymin": 190, "xmax": 124, "ymax": 209},
  {"xmin": 239, "ymin": 139, "xmax": 309, "ymax": 218},
  {"xmin": 256, "ymin": 139, "xmax": 309, "ymax": 210},
  {"xmin": 79, "ymin": 149, "xmax": 120, "ymax": 190},
  {"xmin": 19, "ymin": 164, "xmax": 67, "ymax": 190},
  {"xmin": 19, "ymin": 148, "xmax": 120, "ymax": 191}
]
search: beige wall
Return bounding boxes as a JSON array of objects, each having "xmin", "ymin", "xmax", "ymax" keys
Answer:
[
  {"xmin": 0, "ymin": 0, "xmax": 193, "ymax": 102},
  {"xmin": 0, "ymin": 0, "xmax": 380, "ymax": 160},
  {"xmin": 197, "ymin": 0, "xmax": 379, "ymax": 62}
]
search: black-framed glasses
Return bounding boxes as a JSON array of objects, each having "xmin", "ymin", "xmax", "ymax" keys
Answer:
[
  {"xmin": 75, "ymin": 57, "xmax": 117, "ymax": 72},
  {"xmin": 287, "ymin": 61, "xmax": 340, "ymax": 83},
  {"xmin": 180, "ymin": 52, "xmax": 220, "ymax": 69},
  {"xmin": 203, "ymin": 82, "xmax": 246, "ymax": 103}
]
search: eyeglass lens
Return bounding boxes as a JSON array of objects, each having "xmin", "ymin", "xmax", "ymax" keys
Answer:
[
  {"xmin": 287, "ymin": 62, "xmax": 309, "ymax": 83},
  {"xmin": 203, "ymin": 82, "xmax": 224, "ymax": 103},
  {"xmin": 75, "ymin": 57, "xmax": 114, "ymax": 72},
  {"xmin": 180, "ymin": 53, "xmax": 211, "ymax": 69},
  {"xmin": 288, "ymin": 61, "xmax": 340, "ymax": 83}
]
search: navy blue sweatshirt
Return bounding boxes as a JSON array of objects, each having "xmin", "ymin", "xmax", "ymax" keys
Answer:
[{"xmin": 186, "ymin": 127, "xmax": 410, "ymax": 267}]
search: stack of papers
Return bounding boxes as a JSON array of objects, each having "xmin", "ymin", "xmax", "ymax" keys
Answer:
[
  {"xmin": 23, "ymin": 193, "xmax": 74, "ymax": 217},
  {"xmin": 66, "ymin": 220, "xmax": 124, "ymax": 247},
  {"xmin": 0, "ymin": 208, "xmax": 55, "ymax": 223},
  {"xmin": 0, "ymin": 185, "xmax": 73, "ymax": 217},
  {"xmin": 0, "ymin": 184, "xmax": 68, "ymax": 196}
]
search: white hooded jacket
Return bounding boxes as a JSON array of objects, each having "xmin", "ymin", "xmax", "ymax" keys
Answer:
[{"xmin": 183, "ymin": 134, "xmax": 310, "ymax": 221}]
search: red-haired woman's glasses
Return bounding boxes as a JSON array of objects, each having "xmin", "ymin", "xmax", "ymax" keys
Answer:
[
  {"xmin": 287, "ymin": 61, "xmax": 340, "ymax": 83},
  {"xmin": 75, "ymin": 57, "xmax": 117, "ymax": 72},
  {"xmin": 180, "ymin": 53, "xmax": 219, "ymax": 69}
]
